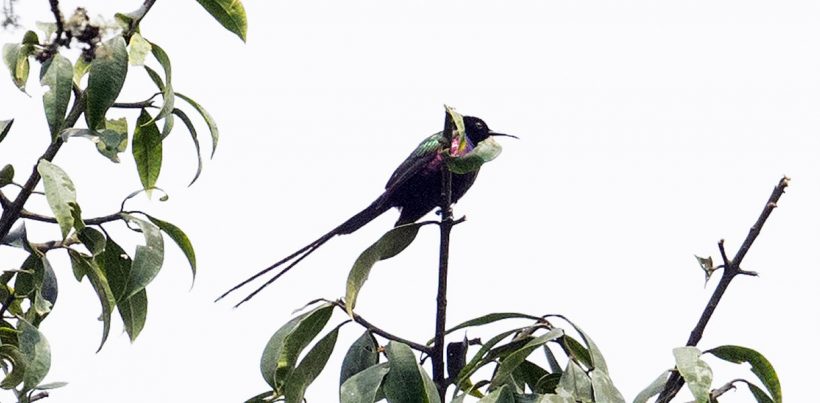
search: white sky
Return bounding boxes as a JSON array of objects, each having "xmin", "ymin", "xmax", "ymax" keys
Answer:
[{"xmin": 1, "ymin": 1, "xmax": 818, "ymax": 402}]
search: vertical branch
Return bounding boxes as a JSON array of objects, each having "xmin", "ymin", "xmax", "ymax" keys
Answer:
[
  {"xmin": 432, "ymin": 111, "xmax": 455, "ymax": 400},
  {"xmin": 656, "ymin": 176, "xmax": 789, "ymax": 402}
]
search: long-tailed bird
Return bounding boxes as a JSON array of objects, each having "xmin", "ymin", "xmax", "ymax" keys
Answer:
[{"xmin": 218, "ymin": 115, "xmax": 515, "ymax": 306}]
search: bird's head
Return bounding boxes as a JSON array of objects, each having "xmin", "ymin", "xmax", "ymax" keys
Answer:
[{"xmin": 462, "ymin": 115, "xmax": 518, "ymax": 144}]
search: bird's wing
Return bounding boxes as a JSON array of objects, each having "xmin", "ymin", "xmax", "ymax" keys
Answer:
[{"xmin": 384, "ymin": 132, "xmax": 443, "ymax": 192}]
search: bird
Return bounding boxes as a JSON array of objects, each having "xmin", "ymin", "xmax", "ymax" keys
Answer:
[{"xmin": 218, "ymin": 115, "xmax": 515, "ymax": 307}]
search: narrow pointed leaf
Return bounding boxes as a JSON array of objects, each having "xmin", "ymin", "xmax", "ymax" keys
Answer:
[
  {"xmin": 40, "ymin": 54, "xmax": 73, "ymax": 139},
  {"xmin": 37, "ymin": 160, "xmax": 76, "ymax": 240},
  {"xmin": 516, "ymin": 360, "xmax": 550, "ymax": 393},
  {"xmin": 345, "ymin": 223, "xmax": 421, "ymax": 316},
  {"xmin": 118, "ymin": 289, "xmax": 148, "ymax": 342},
  {"xmin": 340, "ymin": 331, "xmax": 379, "ymax": 388},
  {"xmin": 632, "ymin": 371, "xmax": 671, "ymax": 403},
  {"xmin": 673, "ymin": 347, "xmax": 712, "ymax": 403},
  {"xmin": 478, "ymin": 385, "xmax": 515, "ymax": 403},
  {"xmin": 18, "ymin": 319, "xmax": 50, "ymax": 391},
  {"xmin": 437, "ymin": 312, "xmax": 542, "ymax": 342},
  {"xmin": 0, "ymin": 164, "xmax": 13, "ymax": 187},
  {"xmin": 705, "ymin": 345, "xmax": 780, "ymax": 403},
  {"xmin": 145, "ymin": 41, "xmax": 174, "ymax": 122},
  {"xmin": 128, "ymin": 32, "xmax": 151, "ymax": 66},
  {"xmin": 72, "ymin": 57, "xmax": 90, "ymax": 87},
  {"xmin": 121, "ymin": 214, "xmax": 164, "ymax": 300},
  {"xmin": 146, "ymin": 215, "xmax": 196, "ymax": 281},
  {"xmin": 556, "ymin": 361, "xmax": 593, "ymax": 402},
  {"xmin": 419, "ymin": 365, "xmax": 441, "ymax": 403},
  {"xmin": 549, "ymin": 315, "xmax": 609, "ymax": 374},
  {"xmin": 176, "ymin": 92, "xmax": 218, "ymax": 157},
  {"xmin": 172, "ymin": 108, "xmax": 204, "ymax": 186},
  {"xmin": 195, "ymin": 0, "xmax": 248, "ymax": 41},
  {"xmin": 284, "ymin": 323, "xmax": 343, "ymax": 403},
  {"xmin": 260, "ymin": 304, "xmax": 333, "ymax": 389},
  {"xmin": 78, "ymin": 227, "xmax": 106, "ymax": 256},
  {"xmin": 490, "ymin": 329, "xmax": 563, "ymax": 389},
  {"xmin": 0, "ymin": 119, "xmax": 12, "ymax": 144},
  {"xmin": 3, "ymin": 43, "xmax": 30, "ymax": 92},
  {"xmin": 589, "ymin": 368, "xmax": 625, "ymax": 403},
  {"xmin": 68, "ymin": 250, "xmax": 115, "ymax": 352},
  {"xmin": 340, "ymin": 363, "xmax": 389, "ymax": 403},
  {"xmin": 132, "ymin": 109, "xmax": 163, "ymax": 193},
  {"xmin": 383, "ymin": 342, "xmax": 427, "ymax": 403},
  {"xmin": 86, "ymin": 36, "xmax": 127, "ymax": 129},
  {"xmin": 0, "ymin": 345, "xmax": 26, "ymax": 389},
  {"xmin": 456, "ymin": 328, "xmax": 526, "ymax": 388},
  {"xmin": 747, "ymin": 382, "xmax": 775, "ymax": 403}
]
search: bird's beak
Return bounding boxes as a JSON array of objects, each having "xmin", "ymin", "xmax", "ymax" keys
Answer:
[{"xmin": 488, "ymin": 131, "xmax": 519, "ymax": 139}]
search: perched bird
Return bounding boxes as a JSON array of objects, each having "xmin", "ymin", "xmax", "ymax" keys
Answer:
[{"xmin": 218, "ymin": 115, "xmax": 515, "ymax": 306}]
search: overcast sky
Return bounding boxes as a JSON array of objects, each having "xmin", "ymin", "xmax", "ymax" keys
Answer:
[{"xmin": 1, "ymin": 1, "xmax": 818, "ymax": 402}]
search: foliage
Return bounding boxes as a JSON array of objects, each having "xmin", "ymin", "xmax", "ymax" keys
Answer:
[
  {"xmin": 0, "ymin": 1, "xmax": 246, "ymax": 400},
  {"xmin": 243, "ymin": 109, "xmax": 783, "ymax": 403}
]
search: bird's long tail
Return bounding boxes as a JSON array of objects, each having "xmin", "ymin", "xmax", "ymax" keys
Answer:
[{"xmin": 216, "ymin": 195, "xmax": 392, "ymax": 307}]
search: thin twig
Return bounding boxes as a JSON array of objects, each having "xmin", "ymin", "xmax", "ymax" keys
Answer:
[
  {"xmin": 432, "ymin": 110, "xmax": 456, "ymax": 401},
  {"xmin": 330, "ymin": 300, "xmax": 431, "ymax": 353},
  {"xmin": 656, "ymin": 176, "xmax": 789, "ymax": 402}
]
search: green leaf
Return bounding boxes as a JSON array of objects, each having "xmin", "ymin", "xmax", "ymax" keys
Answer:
[
  {"xmin": 705, "ymin": 345, "xmax": 781, "ymax": 403},
  {"xmin": 78, "ymin": 227, "xmax": 106, "ymax": 256},
  {"xmin": 146, "ymin": 41, "xmax": 174, "ymax": 122},
  {"xmin": 121, "ymin": 214, "xmax": 164, "ymax": 300},
  {"xmin": 40, "ymin": 54, "xmax": 73, "ymax": 139},
  {"xmin": 632, "ymin": 370, "xmax": 670, "ymax": 403},
  {"xmin": 0, "ymin": 345, "xmax": 27, "ymax": 389},
  {"xmin": 18, "ymin": 319, "xmax": 50, "ymax": 391},
  {"xmin": 549, "ymin": 315, "xmax": 609, "ymax": 373},
  {"xmin": 21, "ymin": 31, "xmax": 38, "ymax": 45},
  {"xmin": 447, "ymin": 136, "xmax": 504, "ymax": 174},
  {"xmin": 144, "ymin": 65, "xmax": 164, "ymax": 92},
  {"xmin": 172, "ymin": 108, "xmax": 204, "ymax": 186},
  {"xmin": 0, "ymin": 164, "xmax": 13, "ymax": 187},
  {"xmin": 94, "ymin": 237, "xmax": 147, "ymax": 341},
  {"xmin": 176, "ymin": 92, "xmax": 219, "ymax": 157},
  {"xmin": 35, "ymin": 22, "xmax": 56, "ymax": 40},
  {"xmin": 589, "ymin": 368, "xmax": 625, "ymax": 403},
  {"xmin": 340, "ymin": 363, "xmax": 389, "ymax": 403},
  {"xmin": 747, "ymin": 382, "xmax": 775, "ymax": 403},
  {"xmin": 68, "ymin": 250, "xmax": 116, "ymax": 352},
  {"xmin": 478, "ymin": 385, "xmax": 515, "ymax": 403},
  {"xmin": 489, "ymin": 329, "xmax": 563, "ymax": 389},
  {"xmin": 383, "ymin": 341, "xmax": 427, "ymax": 403},
  {"xmin": 340, "ymin": 331, "xmax": 379, "ymax": 388},
  {"xmin": 118, "ymin": 289, "xmax": 147, "ymax": 342},
  {"xmin": 516, "ymin": 360, "xmax": 550, "ymax": 394},
  {"xmin": 33, "ymin": 381, "xmax": 67, "ymax": 390},
  {"xmin": 3, "ymin": 43, "xmax": 30, "ymax": 92},
  {"xmin": 244, "ymin": 391, "xmax": 274, "ymax": 403},
  {"xmin": 128, "ymin": 32, "xmax": 151, "ymax": 66},
  {"xmin": 419, "ymin": 364, "xmax": 441, "ymax": 403},
  {"xmin": 436, "ymin": 312, "xmax": 543, "ymax": 343},
  {"xmin": 86, "ymin": 36, "xmax": 128, "ymax": 129},
  {"xmin": 456, "ymin": 328, "xmax": 525, "ymax": 388},
  {"xmin": 260, "ymin": 303, "xmax": 333, "ymax": 390},
  {"xmin": 37, "ymin": 160, "xmax": 77, "ymax": 240},
  {"xmin": 556, "ymin": 360, "xmax": 593, "ymax": 402},
  {"xmin": 345, "ymin": 223, "xmax": 422, "ymax": 316},
  {"xmin": 96, "ymin": 128, "xmax": 128, "ymax": 163},
  {"xmin": 673, "ymin": 346, "xmax": 712, "ymax": 403},
  {"xmin": 72, "ymin": 57, "xmax": 90, "ymax": 87},
  {"xmin": 146, "ymin": 215, "xmax": 196, "ymax": 282},
  {"xmin": 195, "ymin": 0, "xmax": 248, "ymax": 41},
  {"xmin": 514, "ymin": 393, "xmax": 574, "ymax": 403},
  {"xmin": 132, "ymin": 109, "xmax": 163, "ymax": 193},
  {"xmin": 284, "ymin": 323, "xmax": 343, "ymax": 403},
  {"xmin": 0, "ymin": 119, "xmax": 13, "ymax": 144},
  {"xmin": 562, "ymin": 336, "xmax": 592, "ymax": 370}
]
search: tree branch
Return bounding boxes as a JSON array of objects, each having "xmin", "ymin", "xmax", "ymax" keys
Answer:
[
  {"xmin": 432, "ymin": 110, "xmax": 456, "ymax": 400},
  {"xmin": 656, "ymin": 176, "xmax": 789, "ymax": 402},
  {"xmin": 0, "ymin": 92, "xmax": 86, "ymax": 242},
  {"xmin": 330, "ymin": 300, "xmax": 431, "ymax": 354}
]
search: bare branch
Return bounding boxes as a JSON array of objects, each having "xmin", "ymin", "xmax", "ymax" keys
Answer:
[{"xmin": 656, "ymin": 176, "xmax": 789, "ymax": 403}]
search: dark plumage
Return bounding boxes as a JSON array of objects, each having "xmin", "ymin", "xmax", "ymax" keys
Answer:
[{"xmin": 219, "ymin": 115, "xmax": 513, "ymax": 306}]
